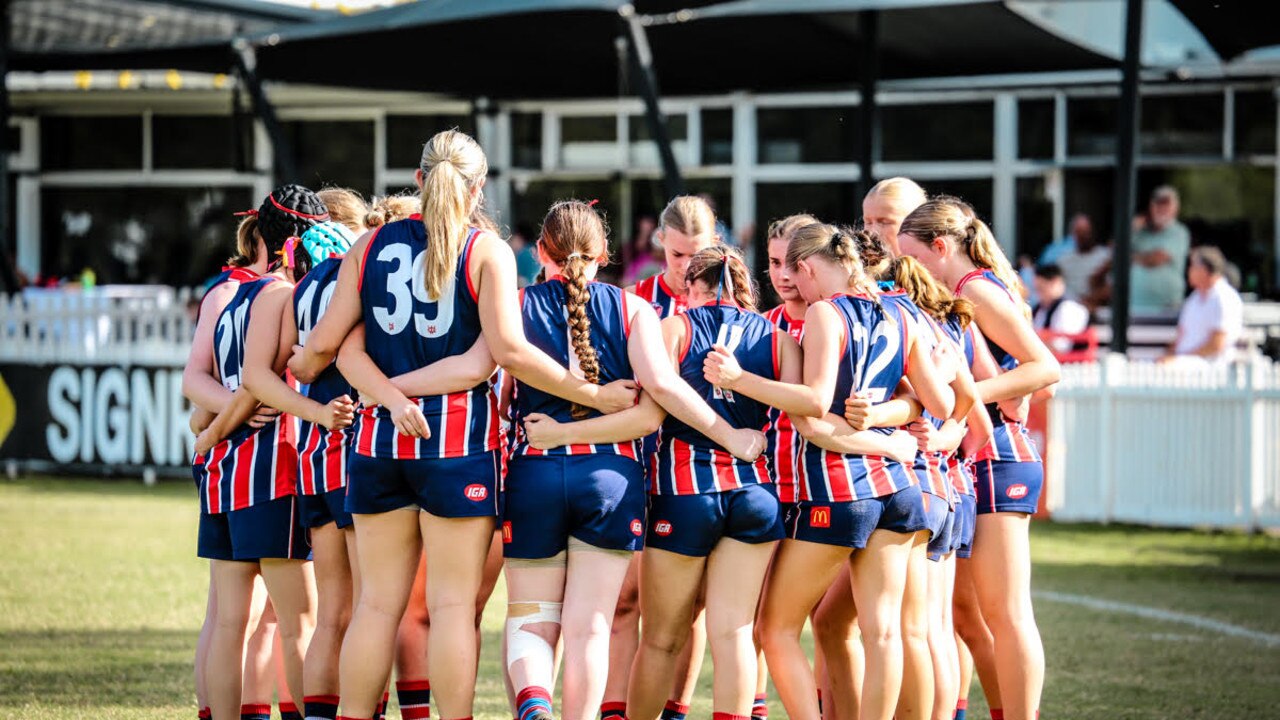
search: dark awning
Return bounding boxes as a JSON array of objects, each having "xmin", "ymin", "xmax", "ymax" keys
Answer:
[
  {"xmin": 1168, "ymin": 0, "xmax": 1280, "ymax": 61},
  {"xmin": 8, "ymin": 0, "xmax": 328, "ymax": 73},
  {"xmin": 643, "ymin": 0, "xmax": 1117, "ymax": 95},
  {"xmin": 241, "ymin": 0, "xmax": 1115, "ymax": 98}
]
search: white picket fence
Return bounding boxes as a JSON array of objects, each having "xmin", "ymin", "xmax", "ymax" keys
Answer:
[
  {"xmin": 0, "ymin": 286, "xmax": 196, "ymax": 366},
  {"xmin": 1046, "ymin": 355, "xmax": 1280, "ymax": 530}
]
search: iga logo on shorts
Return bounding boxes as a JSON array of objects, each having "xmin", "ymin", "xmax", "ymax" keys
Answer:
[
  {"xmin": 810, "ymin": 506, "xmax": 832, "ymax": 529},
  {"xmin": 630, "ymin": 519, "xmax": 644, "ymax": 536},
  {"xmin": 464, "ymin": 483, "xmax": 489, "ymax": 501},
  {"xmin": 1006, "ymin": 484, "xmax": 1029, "ymax": 500},
  {"xmin": 654, "ymin": 520, "xmax": 673, "ymax": 537}
]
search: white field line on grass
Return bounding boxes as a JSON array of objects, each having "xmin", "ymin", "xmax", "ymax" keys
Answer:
[{"xmin": 1033, "ymin": 590, "xmax": 1280, "ymax": 648}]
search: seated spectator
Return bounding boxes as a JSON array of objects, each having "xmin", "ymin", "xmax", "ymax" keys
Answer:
[
  {"xmin": 1164, "ymin": 246, "xmax": 1243, "ymax": 366},
  {"xmin": 1039, "ymin": 212, "xmax": 1092, "ymax": 267},
  {"xmin": 1032, "ymin": 264, "xmax": 1091, "ymax": 357},
  {"xmin": 1131, "ymin": 185, "xmax": 1191, "ymax": 313},
  {"xmin": 1056, "ymin": 216, "xmax": 1110, "ymax": 301}
]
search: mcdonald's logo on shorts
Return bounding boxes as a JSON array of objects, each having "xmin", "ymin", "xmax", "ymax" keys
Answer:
[
  {"xmin": 810, "ymin": 506, "xmax": 831, "ymax": 529},
  {"xmin": 502, "ymin": 521, "xmax": 513, "ymax": 543}
]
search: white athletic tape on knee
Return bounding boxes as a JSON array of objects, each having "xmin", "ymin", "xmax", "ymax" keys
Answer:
[{"xmin": 505, "ymin": 601, "xmax": 562, "ymax": 673}]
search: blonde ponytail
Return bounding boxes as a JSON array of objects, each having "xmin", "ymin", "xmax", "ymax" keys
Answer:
[{"xmin": 419, "ymin": 130, "xmax": 489, "ymax": 300}]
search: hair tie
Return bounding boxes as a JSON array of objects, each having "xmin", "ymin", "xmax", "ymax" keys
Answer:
[
  {"xmin": 277, "ymin": 237, "xmax": 299, "ymax": 268},
  {"xmin": 234, "ymin": 209, "xmax": 258, "ymax": 217},
  {"xmin": 566, "ymin": 252, "xmax": 585, "ymax": 260},
  {"xmin": 587, "ymin": 199, "xmax": 600, "ymax": 207},
  {"xmin": 830, "ymin": 231, "xmax": 843, "ymax": 247}
]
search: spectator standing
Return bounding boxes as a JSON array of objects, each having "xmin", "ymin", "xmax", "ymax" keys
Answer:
[
  {"xmin": 1032, "ymin": 264, "xmax": 1090, "ymax": 357},
  {"xmin": 1131, "ymin": 185, "xmax": 1191, "ymax": 313},
  {"xmin": 510, "ymin": 226, "xmax": 541, "ymax": 287},
  {"xmin": 1165, "ymin": 246, "xmax": 1243, "ymax": 366}
]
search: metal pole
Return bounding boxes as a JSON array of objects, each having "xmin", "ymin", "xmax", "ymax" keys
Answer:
[
  {"xmin": 855, "ymin": 9, "xmax": 880, "ymax": 202},
  {"xmin": 620, "ymin": 5, "xmax": 684, "ymax": 200},
  {"xmin": 1110, "ymin": 0, "xmax": 1144, "ymax": 355},
  {"xmin": 0, "ymin": 0, "xmax": 21, "ymax": 292},
  {"xmin": 232, "ymin": 40, "xmax": 297, "ymax": 185}
]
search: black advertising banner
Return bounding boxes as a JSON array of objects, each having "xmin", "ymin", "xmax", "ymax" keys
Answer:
[{"xmin": 0, "ymin": 363, "xmax": 193, "ymax": 469}]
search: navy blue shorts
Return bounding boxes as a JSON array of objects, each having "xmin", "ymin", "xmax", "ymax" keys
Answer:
[
  {"xmin": 954, "ymin": 493, "xmax": 977, "ymax": 559},
  {"xmin": 786, "ymin": 484, "xmax": 929, "ymax": 549},
  {"xmin": 502, "ymin": 454, "xmax": 647, "ymax": 557},
  {"xmin": 923, "ymin": 491, "xmax": 950, "ymax": 541},
  {"xmin": 198, "ymin": 495, "xmax": 310, "ymax": 562},
  {"xmin": 926, "ymin": 505, "xmax": 955, "ymax": 562},
  {"xmin": 300, "ymin": 487, "xmax": 353, "ymax": 530},
  {"xmin": 779, "ymin": 501, "xmax": 800, "ymax": 530},
  {"xmin": 646, "ymin": 484, "xmax": 783, "ymax": 557},
  {"xmin": 973, "ymin": 459, "xmax": 1043, "ymax": 515},
  {"xmin": 346, "ymin": 451, "xmax": 501, "ymax": 518}
]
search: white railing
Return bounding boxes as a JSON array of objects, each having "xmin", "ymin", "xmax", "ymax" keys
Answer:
[
  {"xmin": 1046, "ymin": 355, "xmax": 1280, "ymax": 531},
  {"xmin": 0, "ymin": 286, "xmax": 196, "ymax": 366}
]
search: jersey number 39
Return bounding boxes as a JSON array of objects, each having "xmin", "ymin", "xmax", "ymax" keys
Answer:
[{"xmin": 372, "ymin": 244, "xmax": 456, "ymax": 338}]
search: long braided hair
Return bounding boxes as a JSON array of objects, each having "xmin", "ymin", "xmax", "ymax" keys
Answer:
[{"xmin": 538, "ymin": 200, "xmax": 610, "ymax": 419}]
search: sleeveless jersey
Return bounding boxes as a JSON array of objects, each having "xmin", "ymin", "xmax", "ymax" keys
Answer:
[
  {"xmin": 652, "ymin": 303, "xmax": 776, "ymax": 495},
  {"xmin": 355, "ymin": 217, "xmax": 500, "ymax": 459},
  {"xmin": 294, "ymin": 256, "xmax": 354, "ymax": 494},
  {"xmin": 884, "ymin": 291, "xmax": 959, "ymax": 504},
  {"xmin": 954, "ymin": 269, "xmax": 1041, "ymax": 463},
  {"xmin": 798, "ymin": 294, "xmax": 916, "ymax": 502},
  {"xmin": 201, "ymin": 266, "xmax": 259, "ymax": 305},
  {"xmin": 633, "ymin": 273, "xmax": 688, "ymax": 319},
  {"xmin": 763, "ymin": 304, "xmax": 804, "ymax": 503},
  {"xmin": 200, "ymin": 277, "xmax": 298, "ymax": 514},
  {"xmin": 510, "ymin": 278, "xmax": 639, "ymax": 459},
  {"xmin": 940, "ymin": 316, "xmax": 977, "ymax": 496}
]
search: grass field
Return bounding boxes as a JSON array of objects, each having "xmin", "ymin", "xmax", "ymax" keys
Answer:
[{"xmin": 1, "ymin": 477, "xmax": 1278, "ymax": 720}]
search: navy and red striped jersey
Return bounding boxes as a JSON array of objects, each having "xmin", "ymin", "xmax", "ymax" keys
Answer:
[
  {"xmin": 294, "ymin": 256, "xmax": 353, "ymax": 494},
  {"xmin": 354, "ymin": 217, "xmax": 500, "ymax": 459},
  {"xmin": 939, "ymin": 315, "xmax": 977, "ymax": 497},
  {"xmin": 954, "ymin": 269, "xmax": 1041, "ymax": 464},
  {"xmin": 510, "ymin": 277, "xmax": 640, "ymax": 460},
  {"xmin": 798, "ymin": 293, "xmax": 915, "ymax": 502},
  {"xmin": 633, "ymin": 273, "xmax": 687, "ymax": 319},
  {"xmin": 652, "ymin": 303, "xmax": 776, "ymax": 495},
  {"xmin": 201, "ymin": 265, "xmax": 259, "ymax": 305},
  {"xmin": 763, "ymin": 304, "xmax": 804, "ymax": 503},
  {"xmin": 199, "ymin": 276, "xmax": 297, "ymax": 514}
]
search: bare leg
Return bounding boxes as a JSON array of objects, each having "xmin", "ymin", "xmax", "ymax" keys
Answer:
[
  {"xmin": 340, "ymin": 511, "xmax": 422, "ymax": 718},
  {"xmin": 627, "ymin": 548, "xmax": 706, "ymax": 720},
  {"xmin": 668, "ymin": 602, "xmax": 707, "ymax": 712},
  {"xmin": 954, "ymin": 558, "xmax": 1001, "ymax": 713},
  {"xmin": 759, "ymin": 540, "xmax": 849, "ymax": 720},
  {"xmin": 208, "ymin": 561, "xmax": 260, "ymax": 720},
  {"xmin": 304, "ymin": 523, "xmax": 353, "ymax": 701},
  {"xmin": 895, "ymin": 533, "xmax": 933, "ymax": 720},
  {"xmin": 971, "ymin": 514, "xmax": 1042, "ymax": 720},
  {"xmin": 812, "ymin": 566, "xmax": 863, "ymax": 720},
  {"xmin": 259, "ymin": 558, "xmax": 318, "ymax": 708},
  {"xmin": 421, "ymin": 512, "xmax": 496, "ymax": 720},
  {"xmin": 196, "ymin": 565, "xmax": 217, "ymax": 713},
  {"xmin": 560, "ymin": 547, "xmax": 632, "ymax": 720},
  {"xmin": 241, "ymin": 590, "xmax": 275, "ymax": 709},
  {"xmin": 704, "ymin": 539, "xmax": 776, "ymax": 715},
  {"xmin": 848, "ymin": 529, "xmax": 918, "ymax": 720},
  {"xmin": 602, "ymin": 555, "xmax": 641, "ymax": 712},
  {"xmin": 955, "ymin": 639, "xmax": 974, "ymax": 716},
  {"xmin": 928, "ymin": 555, "xmax": 960, "ymax": 720}
]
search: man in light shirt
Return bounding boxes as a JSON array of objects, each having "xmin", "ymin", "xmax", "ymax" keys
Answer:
[
  {"xmin": 1165, "ymin": 246, "xmax": 1243, "ymax": 365},
  {"xmin": 1131, "ymin": 185, "xmax": 1191, "ymax": 312},
  {"xmin": 1055, "ymin": 214, "xmax": 1110, "ymax": 302}
]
